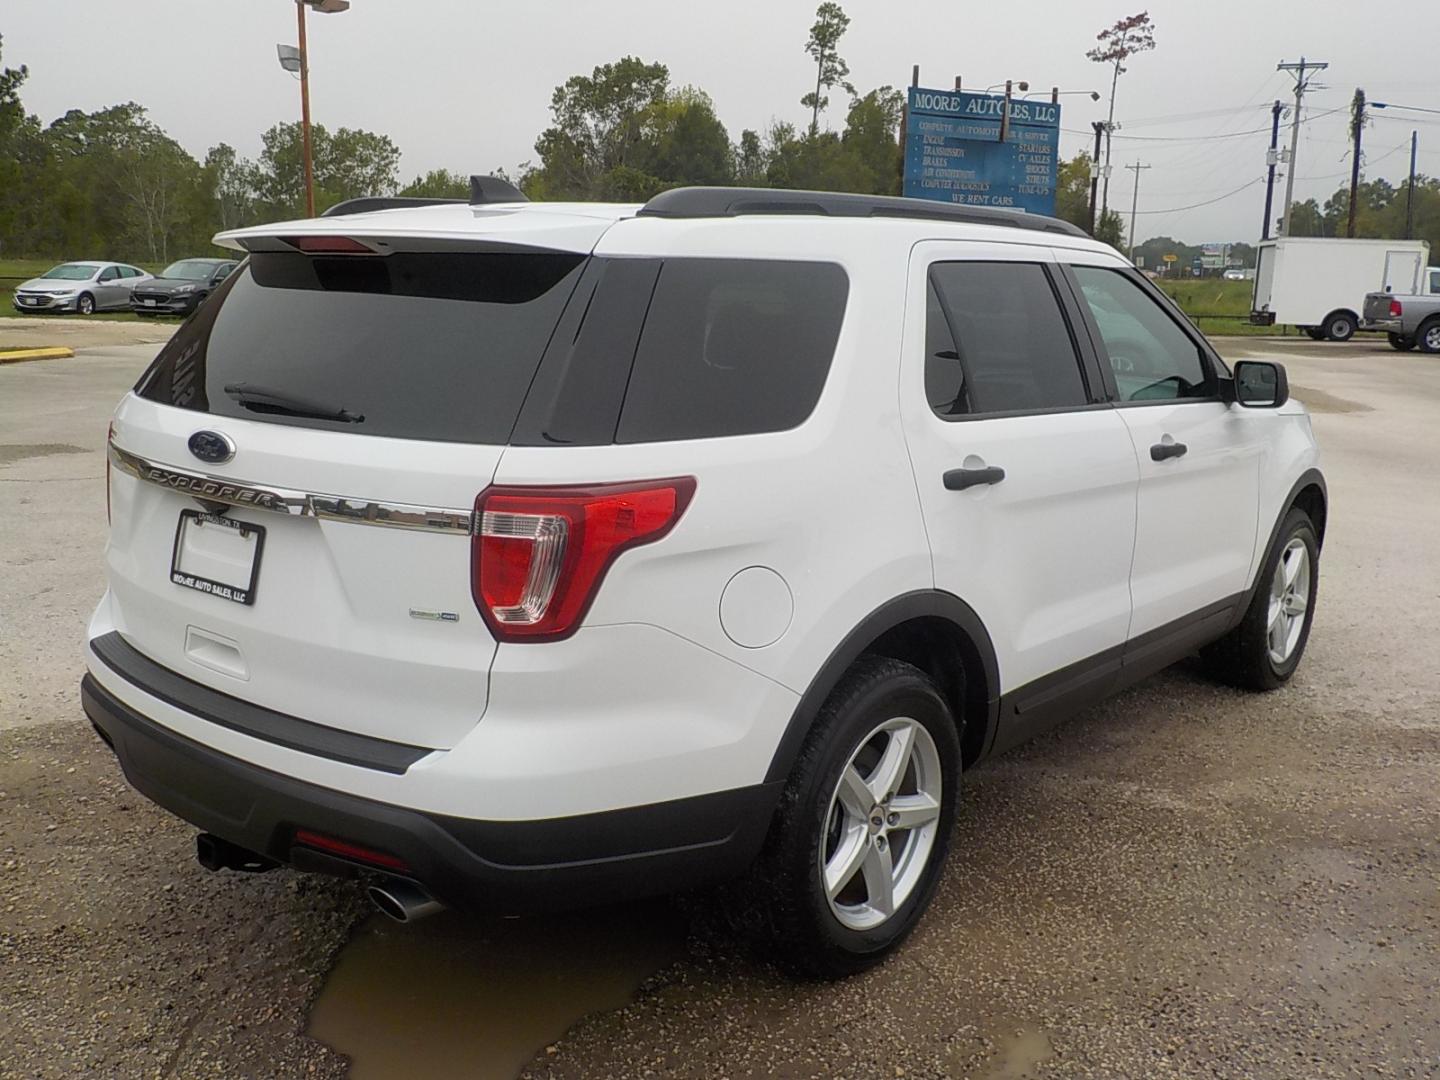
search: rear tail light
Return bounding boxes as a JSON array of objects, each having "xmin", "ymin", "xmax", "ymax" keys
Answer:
[
  {"xmin": 1389, "ymin": 299, "xmax": 1404, "ymax": 318},
  {"xmin": 472, "ymin": 478, "xmax": 696, "ymax": 642}
]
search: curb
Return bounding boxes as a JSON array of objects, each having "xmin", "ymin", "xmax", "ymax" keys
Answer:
[{"xmin": 0, "ymin": 347, "xmax": 76, "ymax": 364}]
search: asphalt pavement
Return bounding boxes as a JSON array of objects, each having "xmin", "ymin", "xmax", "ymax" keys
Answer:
[{"xmin": 2, "ymin": 336, "xmax": 1438, "ymax": 1078}]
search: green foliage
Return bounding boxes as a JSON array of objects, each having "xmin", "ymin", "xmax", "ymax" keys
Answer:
[
  {"xmin": 802, "ymin": 3, "xmax": 854, "ymax": 134},
  {"xmin": 398, "ymin": 169, "xmax": 470, "ymax": 199}
]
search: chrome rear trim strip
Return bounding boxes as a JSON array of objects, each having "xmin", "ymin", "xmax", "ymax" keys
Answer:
[{"xmin": 108, "ymin": 443, "xmax": 474, "ymax": 535}]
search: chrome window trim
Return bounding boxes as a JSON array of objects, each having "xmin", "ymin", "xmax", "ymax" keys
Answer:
[{"xmin": 108, "ymin": 443, "xmax": 473, "ymax": 535}]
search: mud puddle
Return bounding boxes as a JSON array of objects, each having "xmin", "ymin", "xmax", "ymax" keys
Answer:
[{"xmin": 308, "ymin": 902, "xmax": 686, "ymax": 1079}]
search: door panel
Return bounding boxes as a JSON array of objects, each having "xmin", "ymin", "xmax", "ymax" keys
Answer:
[
  {"xmin": 901, "ymin": 242, "xmax": 1139, "ymax": 706},
  {"xmin": 1061, "ymin": 256, "xmax": 1261, "ymax": 638}
]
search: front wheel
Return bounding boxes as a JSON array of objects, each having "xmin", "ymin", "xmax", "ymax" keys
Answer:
[
  {"xmin": 76, "ymin": 292, "xmax": 96, "ymax": 316},
  {"xmin": 1388, "ymin": 333, "xmax": 1416, "ymax": 351},
  {"xmin": 1202, "ymin": 508, "xmax": 1318, "ymax": 691},
  {"xmin": 750, "ymin": 657, "xmax": 960, "ymax": 978}
]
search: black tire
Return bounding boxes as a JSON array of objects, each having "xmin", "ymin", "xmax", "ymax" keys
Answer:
[
  {"xmin": 1388, "ymin": 332, "xmax": 1417, "ymax": 351},
  {"xmin": 748, "ymin": 657, "xmax": 961, "ymax": 978},
  {"xmin": 1323, "ymin": 311, "xmax": 1357, "ymax": 342},
  {"xmin": 1202, "ymin": 508, "xmax": 1319, "ymax": 691},
  {"xmin": 1416, "ymin": 318, "xmax": 1440, "ymax": 355},
  {"xmin": 1302, "ymin": 326, "xmax": 1326, "ymax": 341},
  {"xmin": 77, "ymin": 292, "xmax": 95, "ymax": 316}
]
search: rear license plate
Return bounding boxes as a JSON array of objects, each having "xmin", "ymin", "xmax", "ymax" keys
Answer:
[
  {"xmin": 170, "ymin": 510, "xmax": 265, "ymax": 605},
  {"xmin": 143, "ymin": 299, "xmax": 157, "ymax": 307}
]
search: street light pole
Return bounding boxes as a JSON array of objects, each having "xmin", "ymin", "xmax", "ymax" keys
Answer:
[{"xmin": 296, "ymin": 0, "xmax": 315, "ymax": 218}]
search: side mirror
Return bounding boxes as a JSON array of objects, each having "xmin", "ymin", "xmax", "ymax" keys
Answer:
[{"xmin": 1232, "ymin": 360, "xmax": 1289, "ymax": 408}]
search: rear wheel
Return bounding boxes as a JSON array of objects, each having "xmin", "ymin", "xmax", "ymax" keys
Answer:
[
  {"xmin": 1417, "ymin": 318, "xmax": 1440, "ymax": 354},
  {"xmin": 76, "ymin": 292, "xmax": 95, "ymax": 316},
  {"xmin": 1323, "ymin": 311, "xmax": 1357, "ymax": 342},
  {"xmin": 1388, "ymin": 332, "xmax": 1416, "ymax": 351},
  {"xmin": 1202, "ymin": 508, "xmax": 1318, "ymax": 691},
  {"xmin": 750, "ymin": 657, "xmax": 960, "ymax": 978},
  {"xmin": 1302, "ymin": 326, "xmax": 1326, "ymax": 341}
]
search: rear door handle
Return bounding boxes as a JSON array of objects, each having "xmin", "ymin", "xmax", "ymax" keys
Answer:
[
  {"xmin": 1150, "ymin": 441, "xmax": 1188, "ymax": 462},
  {"xmin": 943, "ymin": 466, "xmax": 1006, "ymax": 490}
]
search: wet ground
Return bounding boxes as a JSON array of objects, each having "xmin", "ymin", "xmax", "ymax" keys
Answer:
[{"xmin": 3, "ymin": 337, "xmax": 1439, "ymax": 1078}]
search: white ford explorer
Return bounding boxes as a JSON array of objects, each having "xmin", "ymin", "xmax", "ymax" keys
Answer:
[{"xmin": 84, "ymin": 181, "xmax": 1325, "ymax": 977}]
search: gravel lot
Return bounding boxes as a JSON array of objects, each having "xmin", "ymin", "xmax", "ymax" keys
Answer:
[{"xmin": 2, "ymin": 337, "xmax": 1438, "ymax": 1078}]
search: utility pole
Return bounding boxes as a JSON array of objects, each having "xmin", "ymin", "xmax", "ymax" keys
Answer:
[
  {"xmin": 1262, "ymin": 100, "xmax": 1283, "ymax": 241},
  {"xmin": 1125, "ymin": 161, "xmax": 1150, "ymax": 263},
  {"xmin": 1347, "ymin": 88, "xmax": 1366, "ymax": 238},
  {"xmin": 297, "ymin": 0, "xmax": 315, "ymax": 218},
  {"xmin": 1405, "ymin": 130, "xmax": 1418, "ymax": 240},
  {"xmin": 1088, "ymin": 121, "xmax": 1104, "ymax": 235},
  {"xmin": 1276, "ymin": 57, "xmax": 1328, "ymax": 236},
  {"xmin": 1100, "ymin": 121, "xmax": 1117, "ymax": 216}
]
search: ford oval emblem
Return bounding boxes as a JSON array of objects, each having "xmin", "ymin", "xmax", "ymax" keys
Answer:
[{"xmin": 188, "ymin": 430, "xmax": 235, "ymax": 465}]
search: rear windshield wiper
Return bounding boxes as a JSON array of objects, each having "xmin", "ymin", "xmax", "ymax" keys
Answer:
[{"xmin": 223, "ymin": 383, "xmax": 365, "ymax": 424}]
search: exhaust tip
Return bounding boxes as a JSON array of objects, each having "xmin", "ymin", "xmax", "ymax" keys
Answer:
[{"xmin": 367, "ymin": 880, "xmax": 444, "ymax": 924}]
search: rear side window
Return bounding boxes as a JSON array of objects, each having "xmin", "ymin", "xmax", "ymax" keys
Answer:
[
  {"xmin": 926, "ymin": 262, "xmax": 1090, "ymax": 415},
  {"xmin": 135, "ymin": 250, "xmax": 584, "ymax": 444},
  {"xmin": 616, "ymin": 260, "xmax": 848, "ymax": 443}
]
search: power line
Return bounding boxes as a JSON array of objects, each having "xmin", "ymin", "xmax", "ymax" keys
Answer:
[{"xmin": 1130, "ymin": 175, "xmax": 1266, "ymax": 215}]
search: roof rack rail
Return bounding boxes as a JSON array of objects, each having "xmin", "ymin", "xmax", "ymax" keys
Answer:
[
  {"xmin": 470, "ymin": 174, "xmax": 528, "ymax": 205},
  {"xmin": 320, "ymin": 196, "xmax": 465, "ymax": 218},
  {"xmin": 637, "ymin": 187, "xmax": 1088, "ymax": 238}
]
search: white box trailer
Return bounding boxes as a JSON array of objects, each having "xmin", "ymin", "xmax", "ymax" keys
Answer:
[{"xmin": 1250, "ymin": 237, "xmax": 1431, "ymax": 341}]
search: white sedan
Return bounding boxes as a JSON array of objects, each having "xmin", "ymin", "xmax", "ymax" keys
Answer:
[{"xmin": 12, "ymin": 262, "xmax": 153, "ymax": 315}]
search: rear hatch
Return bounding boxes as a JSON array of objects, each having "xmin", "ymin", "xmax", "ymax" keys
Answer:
[{"xmin": 105, "ymin": 230, "xmax": 594, "ymax": 749}]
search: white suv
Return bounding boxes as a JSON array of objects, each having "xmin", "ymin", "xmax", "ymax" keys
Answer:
[{"xmin": 84, "ymin": 182, "xmax": 1325, "ymax": 977}]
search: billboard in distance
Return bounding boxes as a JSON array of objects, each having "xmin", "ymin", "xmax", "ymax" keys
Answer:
[{"xmin": 902, "ymin": 87, "xmax": 1060, "ymax": 216}]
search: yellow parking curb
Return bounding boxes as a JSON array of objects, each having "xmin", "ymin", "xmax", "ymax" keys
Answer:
[{"xmin": 0, "ymin": 347, "xmax": 76, "ymax": 364}]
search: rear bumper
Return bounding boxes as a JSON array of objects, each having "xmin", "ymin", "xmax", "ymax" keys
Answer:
[
  {"xmin": 82, "ymin": 670, "xmax": 781, "ymax": 910},
  {"xmin": 1360, "ymin": 317, "xmax": 1403, "ymax": 333},
  {"xmin": 1249, "ymin": 310, "xmax": 1276, "ymax": 326}
]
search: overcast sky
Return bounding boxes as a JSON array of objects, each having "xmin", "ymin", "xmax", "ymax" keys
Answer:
[{"xmin": 5, "ymin": 0, "xmax": 1439, "ymax": 243}]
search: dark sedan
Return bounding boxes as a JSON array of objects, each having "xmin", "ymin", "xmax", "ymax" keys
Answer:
[{"xmin": 130, "ymin": 258, "xmax": 239, "ymax": 316}]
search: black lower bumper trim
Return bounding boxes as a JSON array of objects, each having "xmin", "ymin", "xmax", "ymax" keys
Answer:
[
  {"xmin": 90, "ymin": 631, "xmax": 429, "ymax": 774},
  {"xmin": 82, "ymin": 674, "xmax": 780, "ymax": 910}
]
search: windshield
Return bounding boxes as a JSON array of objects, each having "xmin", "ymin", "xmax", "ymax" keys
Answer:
[
  {"xmin": 41, "ymin": 264, "xmax": 99, "ymax": 281},
  {"xmin": 161, "ymin": 260, "xmax": 219, "ymax": 281}
]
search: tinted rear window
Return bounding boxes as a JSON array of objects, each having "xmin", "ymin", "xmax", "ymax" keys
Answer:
[
  {"xmin": 616, "ymin": 259, "xmax": 848, "ymax": 443},
  {"xmin": 135, "ymin": 250, "xmax": 584, "ymax": 444}
]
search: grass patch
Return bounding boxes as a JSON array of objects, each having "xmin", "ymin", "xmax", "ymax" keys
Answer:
[
  {"xmin": 1156, "ymin": 277, "xmax": 1294, "ymax": 337},
  {"xmin": 0, "ymin": 310, "xmax": 168, "ymax": 323}
]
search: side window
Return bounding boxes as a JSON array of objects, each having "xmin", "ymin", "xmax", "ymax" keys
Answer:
[
  {"xmin": 99, "ymin": 266, "xmax": 119, "ymax": 282},
  {"xmin": 1071, "ymin": 266, "xmax": 1214, "ymax": 402},
  {"xmin": 1430, "ymin": 270, "xmax": 1439, "ymax": 295},
  {"xmin": 926, "ymin": 261, "xmax": 1090, "ymax": 415},
  {"xmin": 616, "ymin": 259, "xmax": 848, "ymax": 443},
  {"xmin": 215, "ymin": 263, "xmax": 235, "ymax": 281}
]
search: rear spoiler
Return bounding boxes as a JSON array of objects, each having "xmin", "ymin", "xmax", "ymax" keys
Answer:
[{"xmin": 322, "ymin": 175, "xmax": 527, "ymax": 218}]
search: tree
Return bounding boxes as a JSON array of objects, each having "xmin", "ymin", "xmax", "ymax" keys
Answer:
[
  {"xmin": 736, "ymin": 129, "xmax": 767, "ymax": 185},
  {"xmin": 250, "ymin": 122, "xmax": 400, "ymax": 216},
  {"xmin": 802, "ymin": 3, "xmax": 854, "ymax": 135},
  {"xmin": 1054, "ymin": 152, "xmax": 1095, "ymax": 231},
  {"xmin": 398, "ymin": 169, "xmax": 470, "ymax": 198},
  {"xmin": 1087, "ymin": 11, "xmax": 1155, "ymax": 215},
  {"xmin": 203, "ymin": 143, "xmax": 255, "ymax": 231},
  {"xmin": 1095, "ymin": 209, "xmax": 1125, "ymax": 249},
  {"xmin": 643, "ymin": 88, "xmax": 735, "ymax": 187},
  {"xmin": 531, "ymin": 57, "xmax": 671, "ymax": 199},
  {"xmin": 841, "ymin": 87, "xmax": 903, "ymax": 194}
]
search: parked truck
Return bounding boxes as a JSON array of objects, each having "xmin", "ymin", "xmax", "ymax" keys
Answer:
[
  {"xmin": 1250, "ymin": 237, "xmax": 1431, "ymax": 341},
  {"xmin": 1361, "ymin": 276, "xmax": 1440, "ymax": 352}
]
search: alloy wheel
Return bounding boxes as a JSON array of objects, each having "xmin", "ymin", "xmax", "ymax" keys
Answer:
[
  {"xmin": 819, "ymin": 716, "xmax": 943, "ymax": 932},
  {"xmin": 1266, "ymin": 537, "xmax": 1311, "ymax": 665}
]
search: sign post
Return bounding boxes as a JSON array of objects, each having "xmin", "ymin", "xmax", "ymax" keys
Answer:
[{"xmin": 903, "ymin": 87, "xmax": 1060, "ymax": 215}]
